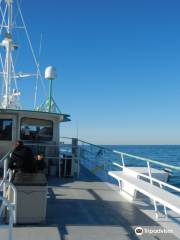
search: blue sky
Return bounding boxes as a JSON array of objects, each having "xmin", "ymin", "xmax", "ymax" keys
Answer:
[{"xmin": 5, "ymin": 0, "xmax": 180, "ymax": 144}]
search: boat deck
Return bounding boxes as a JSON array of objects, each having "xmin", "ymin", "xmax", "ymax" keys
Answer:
[{"xmin": 0, "ymin": 168, "xmax": 179, "ymax": 240}]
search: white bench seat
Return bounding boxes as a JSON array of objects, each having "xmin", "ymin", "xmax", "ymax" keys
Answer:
[{"xmin": 108, "ymin": 171, "xmax": 180, "ymax": 215}]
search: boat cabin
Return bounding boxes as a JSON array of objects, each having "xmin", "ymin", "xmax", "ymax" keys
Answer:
[{"xmin": 0, "ymin": 108, "xmax": 70, "ymax": 175}]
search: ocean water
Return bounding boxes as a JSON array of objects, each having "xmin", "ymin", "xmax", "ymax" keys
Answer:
[{"xmin": 103, "ymin": 145, "xmax": 180, "ymax": 188}]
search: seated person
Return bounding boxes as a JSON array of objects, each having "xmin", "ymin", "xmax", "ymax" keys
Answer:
[
  {"xmin": 8, "ymin": 140, "xmax": 36, "ymax": 173},
  {"xmin": 35, "ymin": 153, "xmax": 46, "ymax": 172}
]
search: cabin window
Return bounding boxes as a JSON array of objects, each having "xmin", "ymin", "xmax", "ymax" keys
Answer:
[
  {"xmin": 0, "ymin": 119, "xmax": 13, "ymax": 141},
  {"xmin": 20, "ymin": 118, "xmax": 53, "ymax": 141}
]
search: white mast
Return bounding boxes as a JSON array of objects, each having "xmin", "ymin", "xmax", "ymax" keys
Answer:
[
  {"xmin": 0, "ymin": 0, "xmax": 20, "ymax": 109},
  {"xmin": 4, "ymin": 0, "xmax": 13, "ymax": 108},
  {"xmin": 0, "ymin": 0, "xmax": 51, "ymax": 111}
]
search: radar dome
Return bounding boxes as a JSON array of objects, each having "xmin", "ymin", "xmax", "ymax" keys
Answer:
[{"xmin": 45, "ymin": 66, "xmax": 56, "ymax": 80}]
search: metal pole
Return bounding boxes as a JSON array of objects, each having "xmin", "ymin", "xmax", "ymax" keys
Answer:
[
  {"xmin": 72, "ymin": 138, "xmax": 78, "ymax": 177},
  {"xmin": 4, "ymin": 0, "xmax": 13, "ymax": 108},
  {"xmin": 147, "ymin": 161, "xmax": 152, "ymax": 184},
  {"xmin": 48, "ymin": 79, "xmax": 52, "ymax": 112},
  {"xmin": 147, "ymin": 161, "xmax": 158, "ymax": 218},
  {"xmin": 3, "ymin": 158, "xmax": 8, "ymax": 197},
  {"xmin": 121, "ymin": 153, "xmax": 125, "ymax": 168}
]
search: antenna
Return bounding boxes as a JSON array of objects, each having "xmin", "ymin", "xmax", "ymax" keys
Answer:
[
  {"xmin": 76, "ymin": 121, "xmax": 79, "ymax": 139},
  {"xmin": 45, "ymin": 66, "xmax": 56, "ymax": 112}
]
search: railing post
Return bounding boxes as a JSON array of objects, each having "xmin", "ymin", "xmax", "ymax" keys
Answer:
[
  {"xmin": 121, "ymin": 153, "xmax": 125, "ymax": 169},
  {"xmin": 147, "ymin": 161, "xmax": 158, "ymax": 218},
  {"xmin": 102, "ymin": 150, "xmax": 106, "ymax": 170},
  {"xmin": 159, "ymin": 183, "xmax": 168, "ymax": 217},
  {"xmin": 9, "ymin": 170, "xmax": 13, "ymax": 182},
  {"xmin": 8, "ymin": 205, "xmax": 13, "ymax": 240},
  {"xmin": 72, "ymin": 138, "xmax": 79, "ymax": 177},
  {"xmin": 77, "ymin": 146, "xmax": 80, "ymax": 177},
  {"xmin": 3, "ymin": 158, "xmax": 8, "ymax": 179},
  {"xmin": 147, "ymin": 161, "xmax": 152, "ymax": 184},
  {"xmin": 3, "ymin": 158, "xmax": 8, "ymax": 197}
]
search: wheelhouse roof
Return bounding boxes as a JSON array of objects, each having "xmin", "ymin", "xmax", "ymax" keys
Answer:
[{"xmin": 0, "ymin": 108, "xmax": 71, "ymax": 122}]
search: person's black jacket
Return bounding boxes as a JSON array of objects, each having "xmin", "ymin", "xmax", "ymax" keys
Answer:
[
  {"xmin": 8, "ymin": 146, "xmax": 36, "ymax": 173},
  {"xmin": 36, "ymin": 160, "xmax": 46, "ymax": 171}
]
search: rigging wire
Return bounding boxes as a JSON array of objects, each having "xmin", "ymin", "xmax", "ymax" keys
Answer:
[
  {"xmin": 0, "ymin": 1, "xmax": 7, "ymax": 103},
  {"xmin": 34, "ymin": 33, "xmax": 43, "ymax": 110},
  {"xmin": 12, "ymin": 0, "xmax": 22, "ymax": 28},
  {"xmin": 16, "ymin": 0, "xmax": 47, "ymax": 98},
  {"xmin": 0, "ymin": 2, "xmax": 8, "ymax": 33},
  {"xmin": 0, "ymin": 53, "xmax": 5, "ymax": 98}
]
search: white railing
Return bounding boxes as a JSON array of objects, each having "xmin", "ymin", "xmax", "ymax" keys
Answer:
[
  {"xmin": 111, "ymin": 150, "xmax": 180, "ymax": 194},
  {"xmin": 0, "ymin": 152, "xmax": 16, "ymax": 240},
  {"xmin": 75, "ymin": 137, "xmax": 180, "ymax": 171},
  {"xmin": 113, "ymin": 150, "xmax": 180, "ymax": 171},
  {"xmin": 72, "ymin": 137, "xmax": 180, "ymax": 188},
  {"xmin": 0, "ymin": 178, "xmax": 16, "ymax": 240}
]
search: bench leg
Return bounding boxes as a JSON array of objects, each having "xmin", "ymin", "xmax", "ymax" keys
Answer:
[
  {"xmin": 153, "ymin": 200, "xmax": 158, "ymax": 219},
  {"xmin": 164, "ymin": 205, "xmax": 168, "ymax": 218},
  {"xmin": 159, "ymin": 183, "xmax": 168, "ymax": 218},
  {"xmin": 118, "ymin": 180, "xmax": 122, "ymax": 192}
]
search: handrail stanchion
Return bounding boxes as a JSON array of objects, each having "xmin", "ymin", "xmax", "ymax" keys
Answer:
[
  {"xmin": 3, "ymin": 158, "xmax": 8, "ymax": 197},
  {"xmin": 147, "ymin": 161, "xmax": 158, "ymax": 218},
  {"xmin": 9, "ymin": 170, "xmax": 13, "ymax": 182},
  {"xmin": 121, "ymin": 153, "xmax": 125, "ymax": 169},
  {"xmin": 102, "ymin": 150, "xmax": 105, "ymax": 170},
  {"xmin": 147, "ymin": 161, "xmax": 152, "ymax": 184},
  {"xmin": 8, "ymin": 205, "xmax": 13, "ymax": 240},
  {"xmin": 77, "ymin": 146, "xmax": 80, "ymax": 177},
  {"xmin": 0, "ymin": 180, "xmax": 17, "ymax": 240},
  {"xmin": 159, "ymin": 182, "xmax": 168, "ymax": 217}
]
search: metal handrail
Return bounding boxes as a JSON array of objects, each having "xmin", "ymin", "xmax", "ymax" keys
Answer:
[
  {"xmin": 73, "ymin": 137, "xmax": 180, "ymax": 171},
  {"xmin": 111, "ymin": 162, "xmax": 180, "ymax": 193},
  {"xmin": 0, "ymin": 195, "xmax": 14, "ymax": 240},
  {"xmin": 0, "ymin": 150, "xmax": 11, "ymax": 163},
  {"xmin": 113, "ymin": 150, "xmax": 180, "ymax": 171},
  {"xmin": 0, "ymin": 178, "xmax": 16, "ymax": 240}
]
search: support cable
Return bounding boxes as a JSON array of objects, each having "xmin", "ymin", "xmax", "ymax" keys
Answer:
[{"xmin": 16, "ymin": 0, "xmax": 47, "ymax": 98}]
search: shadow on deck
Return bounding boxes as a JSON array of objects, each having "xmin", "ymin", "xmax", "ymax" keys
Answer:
[{"xmin": 46, "ymin": 167, "xmax": 178, "ymax": 240}]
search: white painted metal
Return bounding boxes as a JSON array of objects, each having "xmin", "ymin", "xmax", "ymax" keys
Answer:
[
  {"xmin": 112, "ymin": 162, "xmax": 123, "ymax": 169},
  {"xmin": 120, "ymin": 153, "xmax": 125, "ymax": 168},
  {"xmin": 0, "ymin": 0, "xmax": 48, "ymax": 110},
  {"xmin": 123, "ymin": 167, "xmax": 169, "ymax": 182},
  {"xmin": 113, "ymin": 150, "xmax": 180, "ymax": 171},
  {"xmin": 159, "ymin": 182, "xmax": 168, "ymax": 217},
  {"xmin": 0, "ymin": 195, "xmax": 14, "ymax": 240},
  {"xmin": 121, "ymin": 167, "xmax": 180, "ymax": 193},
  {"xmin": 147, "ymin": 162, "xmax": 158, "ymax": 218},
  {"xmin": 0, "ymin": 177, "xmax": 17, "ymax": 240},
  {"xmin": 45, "ymin": 66, "xmax": 56, "ymax": 80},
  {"xmin": 108, "ymin": 171, "xmax": 180, "ymax": 215}
]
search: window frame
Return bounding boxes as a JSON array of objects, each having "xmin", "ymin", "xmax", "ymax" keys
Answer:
[
  {"xmin": 0, "ymin": 119, "xmax": 13, "ymax": 141},
  {"xmin": 20, "ymin": 117, "xmax": 53, "ymax": 141}
]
